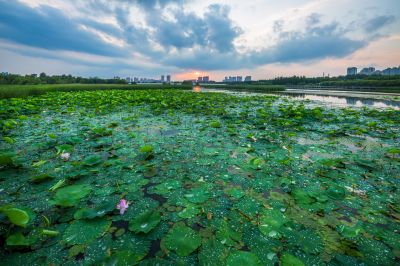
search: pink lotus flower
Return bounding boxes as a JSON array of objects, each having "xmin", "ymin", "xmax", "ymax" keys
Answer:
[{"xmin": 116, "ymin": 199, "xmax": 129, "ymax": 215}]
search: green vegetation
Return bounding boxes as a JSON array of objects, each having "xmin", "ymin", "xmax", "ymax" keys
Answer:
[
  {"xmin": 0, "ymin": 83, "xmax": 192, "ymax": 99},
  {"xmin": 202, "ymin": 84, "xmax": 285, "ymax": 92},
  {"xmin": 0, "ymin": 89, "xmax": 399, "ymax": 265}
]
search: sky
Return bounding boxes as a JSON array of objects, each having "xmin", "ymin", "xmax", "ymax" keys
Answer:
[{"xmin": 0, "ymin": 0, "xmax": 399, "ymax": 81}]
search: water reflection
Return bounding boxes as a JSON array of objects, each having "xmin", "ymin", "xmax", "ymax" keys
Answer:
[
  {"xmin": 285, "ymin": 93, "xmax": 400, "ymax": 110},
  {"xmin": 193, "ymin": 87, "xmax": 400, "ymax": 109},
  {"xmin": 192, "ymin": 85, "xmax": 202, "ymax": 92}
]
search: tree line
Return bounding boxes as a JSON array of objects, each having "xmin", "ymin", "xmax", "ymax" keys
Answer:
[{"xmin": 0, "ymin": 73, "xmax": 128, "ymax": 85}]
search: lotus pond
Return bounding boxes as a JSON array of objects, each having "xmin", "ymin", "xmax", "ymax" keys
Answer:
[{"xmin": 0, "ymin": 89, "xmax": 399, "ymax": 265}]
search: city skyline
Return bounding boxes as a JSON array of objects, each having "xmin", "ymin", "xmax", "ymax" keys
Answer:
[{"xmin": 0, "ymin": 0, "xmax": 399, "ymax": 80}]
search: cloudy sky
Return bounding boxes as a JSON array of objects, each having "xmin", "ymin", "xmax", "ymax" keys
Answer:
[{"xmin": 0, "ymin": 0, "xmax": 399, "ymax": 80}]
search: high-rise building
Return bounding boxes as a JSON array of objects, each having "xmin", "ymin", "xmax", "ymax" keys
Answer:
[
  {"xmin": 161, "ymin": 75, "xmax": 165, "ymax": 82},
  {"xmin": 347, "ymin": 67, "xmax": 357, "ymax": 76},
  {"xmin": 244, "ymin": 76, "xmax": 252, "ymax": 82},
  {"xmin": 202, "ymin": 76, "xmax": 209, "ymax": 83},
  {"xmin": 166, "ymin": 75, "xmax": 171, "ymax": 82},
  {"xmin": 359, "ymin": 67, "xmax": 375, "ymax": 75},
  {"xmin": 237, "ymin": 76, "xmax": 243, "ymax": 82},
  {"xmin": 197, "ymin": 77, "xmax": 203, "ymax": 83}
]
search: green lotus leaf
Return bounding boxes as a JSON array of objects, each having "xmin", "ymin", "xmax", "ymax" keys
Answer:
[
  {"xmin": 185, "ymin": 187, "xmax": 210, "ymax": 203},
  {"xmin": 226, "ymin": 251, "xmax": 261, "ymax": 266},
  {"xmin": 336, "ymin": 224, "xmax": 363, "ymax": 238},
  {"xmin": 327, "ymin": 186, "xmax": 346, "ymax": 200},
  {"xmin": 164, "ymin": 224, "xmax": 202, "ymax": 256},
  {"xmin": 55, "ymin": 144, "xmax": 73, "ymax": 154},
  {"xmin": 83, "ymin": 155, "xmax": 103, "ymax": 166},
  {"xmin": 226, "ymin": 188, "xmax": 245, "ymax": 199},
  {"xmin": 178, "ymin": 204, "xmax": 201, "ymax": 219},
  {"xmin": 51, "ymin": 184, "xmax": 91, "ymax": 207},
  {"xmin": 286, "ymin": 229, "xmax": 324, "ymax": 254},
  {"xmin": 74, "ymin": 201, "xmax": 115, "ymax": 219},
  {"xmin": 153, "ymin": 180, "xmax": 181, "ymax": 195},
  {"xmin": 216, "ymin": 220, "xmax": 241, "ymax": 247},
  {"xmin": 6, "ymin": 232, "xmax": 31, "ymax": 247},
  {"xmin": 63, "ymin": 219, "xmax": 111, "ymax": 245},
  {"xmin": 258, "ymin": 209, "xmax": 288, "ymax": 237},
  {"xmin": 140, "ymin": 145, "xmax": 154, "ymax": 153},
  {"xmin": 198, "ymin": 239, "xmax": 227, "ymax": 266},
  {"xmin": 128, "ymin": 211, "xmax": 161, "ymax": 233},
  {"xmin": 358, "ymin": 237, "xmax": 395, "ymax": 265},
  {"xmin": 209, "ymin": 121, "xmax": 221, "ymax": 128},
  {"xmin": 1, "ymin": 207, "xmax": 30, "ymax": 227},
  {"xmin": 281, "ymin": 253, "xmax": 305, "ymax": 266},
  {"xmin": 30, "ymin": 173, "xmax": 54, "ymax": 183}
]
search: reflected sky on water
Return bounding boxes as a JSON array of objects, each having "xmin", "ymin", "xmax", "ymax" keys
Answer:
[{"xmin": 195, "ymin": 87, "xmax": 400, "ymax": 110}]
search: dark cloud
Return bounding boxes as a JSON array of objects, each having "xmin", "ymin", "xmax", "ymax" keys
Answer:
[
  {"xmin": 364, "ymin": 15, "xmax": 396, "ymax": 32},
  {"xmin": 0, "ymin": 1, "xmax": 391, "ymax": 73},
  {"xmin": 0, "ymin": 1, "xmax": 124, "ymax": 56}
]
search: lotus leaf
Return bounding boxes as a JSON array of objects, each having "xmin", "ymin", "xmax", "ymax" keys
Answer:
[
  {"xmin": 83, "ymin": 155, "xmax": 103, "ymax": 166},
  {"xmin": 63, "ymin": 218, "xmax": 111, "ymax": 245},
  {"xmin": 258, "ymin": 209, "xmax": 288, "ymax": 237},
  {"xmin": 52, "ymin": 184, "xmax": 91, "ymax": 207},
  {"xmin": 280, "ymin": 253, "xmax": 305, "ymax": 266},
  {"xmin": 226, "ymin": 251, "xmax": 261, "ymax": 266},
  {"xmin": 30, "ymin": 173, "xmax": 54, "ymax": 183},
  {"xmin": 0, "ymin": 207, "xmax": 30, "ymax": 227},
  {"xmin": 164, "ymin": 224, "xmax": 202, "ymax": 256},
  {"xmin": 128, "ymin": 211, "xmax": 161, "ymax": 233},
  {"xmin": 185, "ymin": 187, "xmax": 210, "ymax": 203},
  {"xmin": 6, "ymin": 232, "xmax": 31, "ymax": 247}
]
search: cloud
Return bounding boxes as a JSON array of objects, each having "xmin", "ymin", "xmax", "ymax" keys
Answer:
[
  {"xmin": 364, "ymin": 15, "xmax": 396, "ymax": 32},
  {"xmin": 0, "ymin": 0, "xmax": 396, "ymax": 76},
  {"xmin": 0, "ymin": 1, "xmax": 124, "ymax": 56}
]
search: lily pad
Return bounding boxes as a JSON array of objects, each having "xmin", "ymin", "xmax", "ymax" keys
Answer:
[
  {"xmin": 30, "ymin": 173, "xmax": 54, "ymax": 183},
  {"xmin": 0, "ymin": 207, "xmax": 30, "ymax": 227},
  {"xmin": 51, "ymin": 184, "xmax": 91, "ymax": 207},
  {"xmin": 164, "ymin": 224, "xmax": 202, "ymax": 256},
  {"xmin": 226, "ymin": 251, "xmax": 261, "ymax": 266},
  {"xmin": 185, "ymin": 187, "xmax": 210, "ymax": 204},
  {"xmin": 6, "ymin": 232, "xmax": 31, "ymax": 247},
  {"xmin": 63, "ymin": 218, "xmax": 111, "ymax": 245},
  {"xmin": 128, "ymin": 211, "xmax": 161, "ymax": 234}
]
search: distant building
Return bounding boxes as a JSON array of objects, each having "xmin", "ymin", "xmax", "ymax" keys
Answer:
[
  {"xmin": 359, "ymin": 67, "xmax": 375, "ymax": 75},
  {"xmin": 202, "ymin": 76, "xmax": 209, "ymax": 83},
  {"xmin": 237, "ymin": 76, "xmax": 242, "ymax": 82},
  {"xmin": 161, "ymin": 75, "xmax": 165, "ymax": 82},
  {"xmin": 347, "ymin": 67, "xmax": 357, "ymax": 76},
  {"xmin": 382, "ymin": 67, "xmax": 400, "ymax": 76},
  {"xmin": 166, "ymin": 75, "xmax": 171, "ymax": 82},
  {"xmin": 197, "ymin": 77, "xmax": 203, "ymax": 83},
  {"xmin": 134, "ymin": 77, "xmax": 139, "ymax": 82},
  {"xmin": 244, "ymin": 76, "xmax": 252, "ymax": 82}
]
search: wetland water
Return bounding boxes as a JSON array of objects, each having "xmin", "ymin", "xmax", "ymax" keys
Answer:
[
  {"xmin": 1, "ymin": 89, "xmax": 399, "ymax": 265},
  {"xmin": 197, "ymin": 87, "xmax": 400, "ymax": 109}
]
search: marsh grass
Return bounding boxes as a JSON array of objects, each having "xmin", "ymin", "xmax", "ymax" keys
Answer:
[{"xmin": 0, "ymin": 84, "xmax": 192, "ymax": 99}]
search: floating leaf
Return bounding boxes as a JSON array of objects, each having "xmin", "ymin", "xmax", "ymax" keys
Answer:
[
  {"xmin": 30, "ymin": 173, "xmax": 54, "ymax": 183},
  {"xmin": 209, "ymin": 121, "xmax": 221, "ymax": 128},
  {"xmin": 128, "ymin": 211, "xmax": 161, "ymax": 234},
  {"xmin": 226, "ymin": 251, "xmax": 261, "ymax": 266},
  {"xmin": 140, "ymin": 145, "xmax": 154, "ymax": 153},
  {"xmin": 1, "ymin": 207, "xmax": 30, "ymax": 227},
  {"xmin": 51, "ymin": 184, "xmax": 91, "ymax": 207},
  {"xmin": 185, "ymin": 187, "xmax": 210, "ymax": 203},
  {"xmin": 63, "ymin": 219, "xmax": 111, "ymax": 245},
  {"xmin": 258, "ymin": 209, "xmax": 288, "ymax": 237},
  {"xmin": 83, "ymin": 155, "xmax": 103, "ymax": 166},
  {"xmin": 6, "ymin": 232, "xmax": 31, "ymax": 247},
  {"xmin": 281, "ymin": 253, "xmax": 305, "ymax": 266},
  {"xmin": 164, "ymin": 224, "xmax": 202, "ymax": 256}
]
